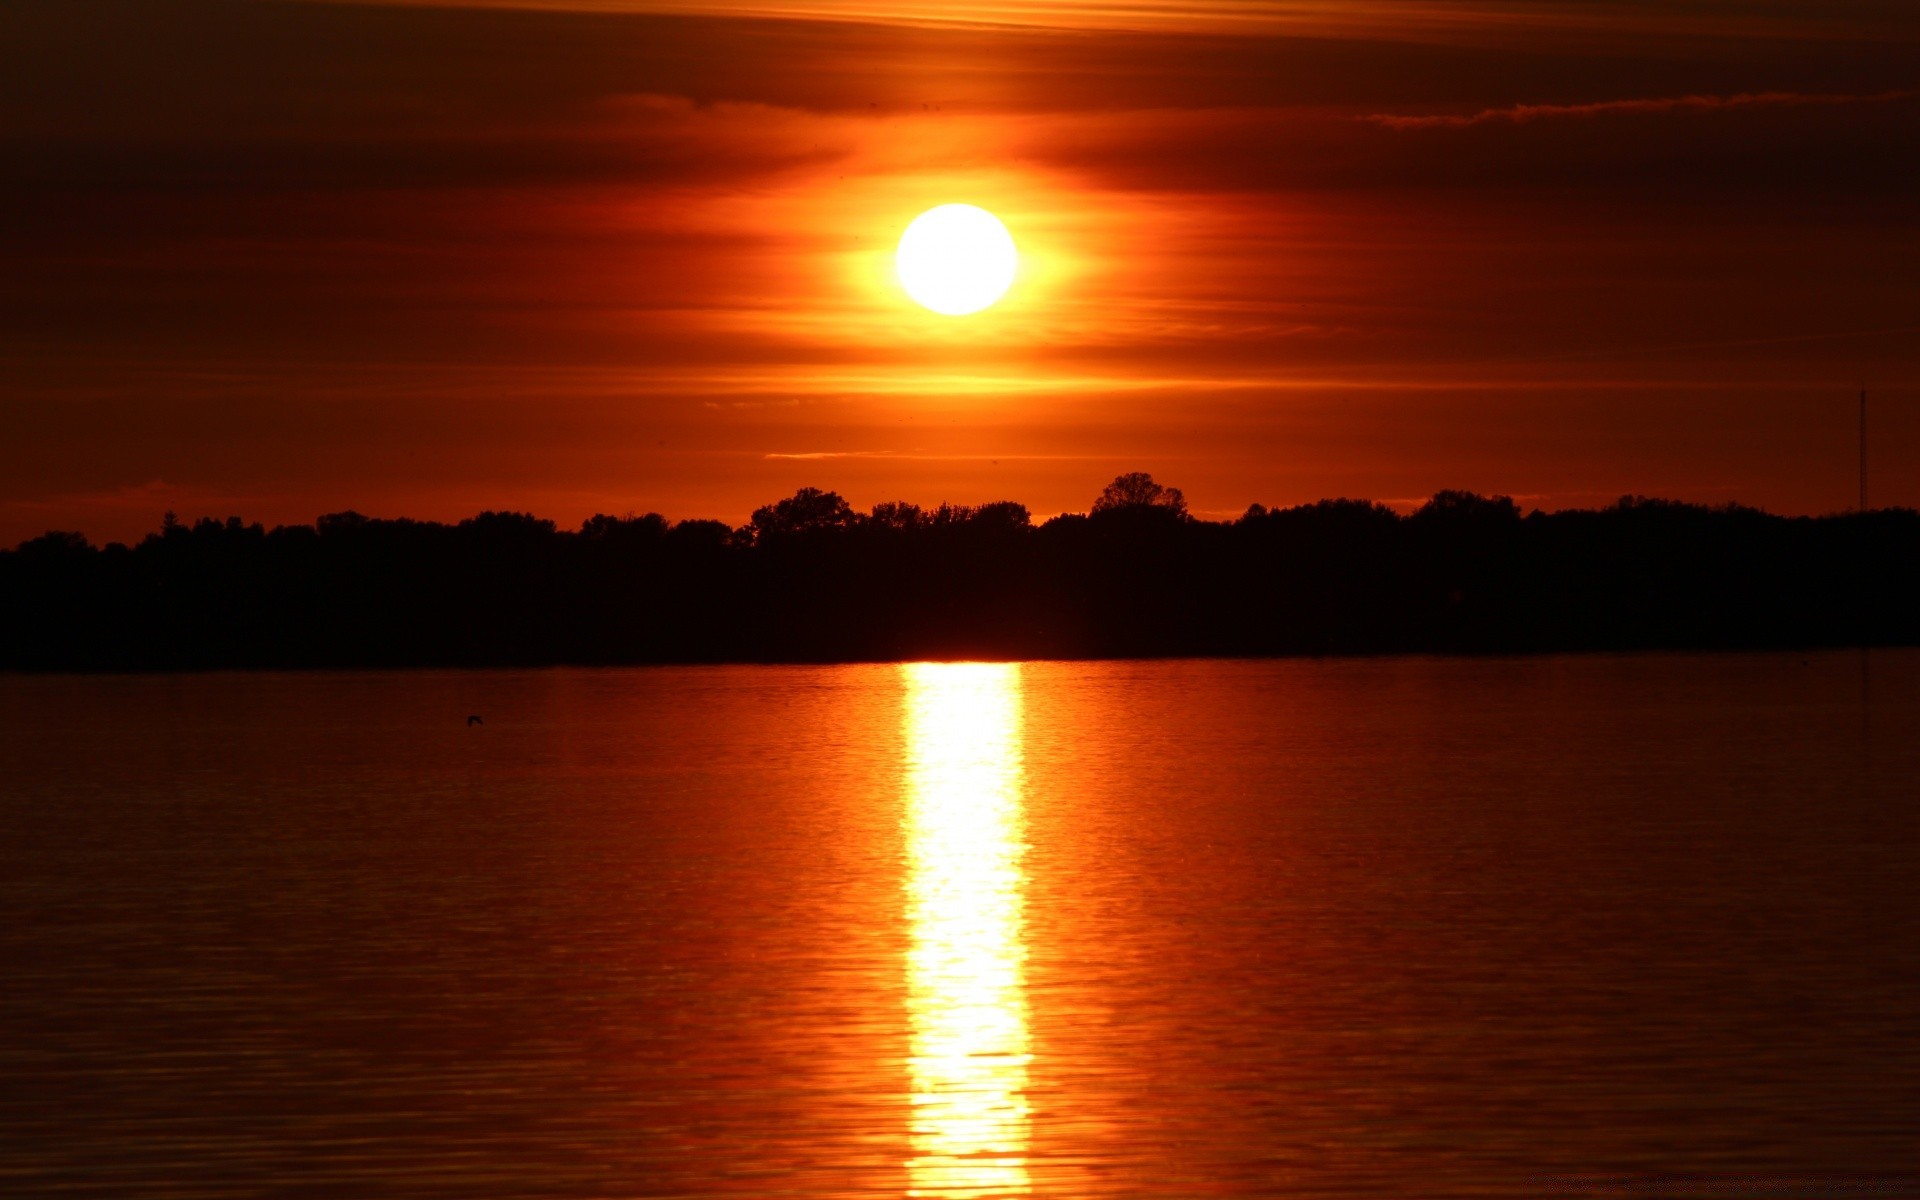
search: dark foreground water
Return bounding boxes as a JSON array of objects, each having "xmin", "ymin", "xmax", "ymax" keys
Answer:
[{"xmin": 3, "ymin": 653, "xmax": 1917, "ymax": 1198}]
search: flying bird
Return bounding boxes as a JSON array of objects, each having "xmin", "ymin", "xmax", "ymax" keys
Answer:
[{"xmin": 467, "ymin": 715, "xmax": 483, "ymax": 726}]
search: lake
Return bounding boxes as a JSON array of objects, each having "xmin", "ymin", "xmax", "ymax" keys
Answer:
[{"xmin": 3, "ymin": 653, "xmax": 1917, "ymax": 1197}]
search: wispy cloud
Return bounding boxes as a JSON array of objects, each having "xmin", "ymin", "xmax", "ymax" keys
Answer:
[
  {"xmin": 1366, "ymin": 88, "xmax": 1917, "ymax": 130},
  {"xmin": 761, "ymin": 451, "xmax": 1113, "ymax": 461},
  {"xmin": 331, "ymin": 0, "xmax": 1907, "ymax": 43}
]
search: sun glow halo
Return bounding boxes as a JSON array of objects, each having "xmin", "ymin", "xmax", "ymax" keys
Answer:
[{"xmin": 896, "ymin": 204, "xmax": 1018, "ymax": 316}]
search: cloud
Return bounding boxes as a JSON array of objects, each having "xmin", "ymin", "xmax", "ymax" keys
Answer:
[
  {"xmin": 1365, "ymin": 88, "xmax": 1918, "ymax": 130},
  {"xmin": 761, "ymin": 451, "xmax": 1107, "ymax": 460},
  {"xmin": 331, "ymin": 0, "xmax": 1920, "ymax": 45}
]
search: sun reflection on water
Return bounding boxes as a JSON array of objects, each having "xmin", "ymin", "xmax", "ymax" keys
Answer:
[{"xmin": 902, "ymin": 662, "xmax": 1031, "ymax": 1199}]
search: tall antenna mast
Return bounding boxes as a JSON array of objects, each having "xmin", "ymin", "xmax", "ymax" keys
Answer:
[{"xmin": 1859, "ymin": 386, "xmax": 1868, "ymax": 513}]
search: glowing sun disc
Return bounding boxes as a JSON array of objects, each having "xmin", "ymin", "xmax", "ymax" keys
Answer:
[{"xmin": 896, "ymin": 204, "xmax": 1018, "ymax": 316}]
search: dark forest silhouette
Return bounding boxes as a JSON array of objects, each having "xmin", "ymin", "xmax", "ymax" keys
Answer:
[{"xmin": 4, "ymin": 474, "xmax": 1916, "ymax": 669}]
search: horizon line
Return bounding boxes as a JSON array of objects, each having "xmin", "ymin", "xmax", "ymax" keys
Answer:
[{"xmin": 12, "ymin": 484, "xmax": 1913, "ymax": 553}]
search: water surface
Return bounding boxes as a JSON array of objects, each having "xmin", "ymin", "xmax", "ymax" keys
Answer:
[{"xmin": 3, "ymin": 653, "xmax": 1917, "ymax": 1196}]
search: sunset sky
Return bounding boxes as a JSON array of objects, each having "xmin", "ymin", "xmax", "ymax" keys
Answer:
[{"xmin": 4, "ymin": 0, "xmax": 1917, "ymax": 544}]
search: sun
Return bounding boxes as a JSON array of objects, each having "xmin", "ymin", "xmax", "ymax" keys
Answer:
[{"xmin": 896, "ymin": 204, "xmax": 1018, "ymax": 316}]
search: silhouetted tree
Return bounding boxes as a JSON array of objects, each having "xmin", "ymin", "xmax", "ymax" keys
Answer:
[
  {"xmin": 581, "ymin": 512, "xmax": 670, "ymax": 542},
  {"xmin": 868, "ymin": 501, "xmax": 926, "ymax": 531},
  {"xmin": 15, "ymin": 531, "xmax": 92, "ymax": 560},
  {"xmin": 971, "ymin": 501, "xmax": 1032, "ymax": 530},
  {"xmin": 1, "ymin": 486, "xmax": 1915, "ymax": 669},
  {"xmin": 460, "ymin": 511, "xmax": 555, "ymax": 538},
  {"xmin": 750, "ymin": 487, "xmax": 856, "ymax": 541},
  {"xmin": 317, "ymin": 510, "xmax": 371, "ymax": 537},
  {"xmin": 1092, "ymin": 472, "xmax": 1187, "ymax": 517},
  {"xmin": 1413, "ymin": 490, "xmax": 1520, "ymax": 526},
  {"xmin": 670, "ymin": 518, "xmax": 732, "ymax": 547}
]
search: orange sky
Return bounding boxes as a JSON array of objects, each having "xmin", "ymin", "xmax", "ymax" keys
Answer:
[{"xmin": 3, "ymin": 0, "xmax": 1918, "ymax": 543}]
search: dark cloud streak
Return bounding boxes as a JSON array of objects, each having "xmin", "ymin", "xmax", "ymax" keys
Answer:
[{"xmin": 1367, "ymin": 87, "xmax": 1919, "ymax": 129}]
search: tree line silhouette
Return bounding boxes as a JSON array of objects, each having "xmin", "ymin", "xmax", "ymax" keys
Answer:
[{"xmin": 3, "ymin": 474, "xmax": 1915, "ymax": 669}]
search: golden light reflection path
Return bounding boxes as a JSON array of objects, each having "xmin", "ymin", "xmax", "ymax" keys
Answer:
[{"xmin": 901, "ymin": 662, "xmax": 1032, "ymax": 1199}]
